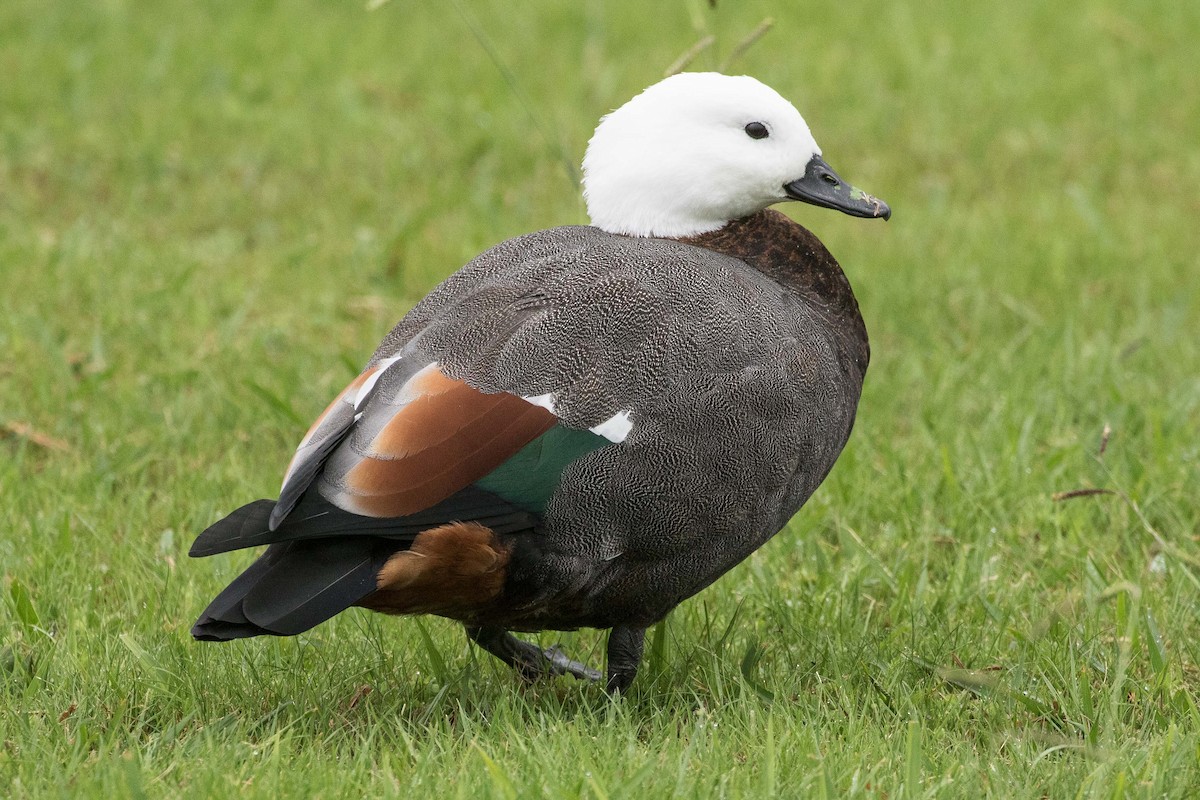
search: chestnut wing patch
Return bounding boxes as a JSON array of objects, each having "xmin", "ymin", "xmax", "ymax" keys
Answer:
[
  {"xmin": 313, "ymin": 363, "xmax": 559, "ymax": 518},
  {"xmin": 271, "ymin": 359, "xmax": 616, "ymax": 530}
]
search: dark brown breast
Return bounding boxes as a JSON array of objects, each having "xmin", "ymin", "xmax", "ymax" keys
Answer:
[{"xmin": 680, "ymin": 209, "xmax": 869, "ymax": 375}]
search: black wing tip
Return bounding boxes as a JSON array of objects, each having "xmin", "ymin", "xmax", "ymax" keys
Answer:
[
  {"xmin": 189, "ymin": 499, "xmax": 278, "ymax": 558},
  {"xmin": 188, "ymin": 541, "xmax": 222, "ymax": 558}
]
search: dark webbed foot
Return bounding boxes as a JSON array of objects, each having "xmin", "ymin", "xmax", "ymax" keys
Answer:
[
  {"xmin": 605, "ymin": 625, "xmax": 647, "ymax": 694},
  {"xmin": 542, "ymin": 644, "xmax": 603, "ymax": 682},
  {"xmin": 466, "ymin": 625, "xmax": 601, "ymax": 682},
  {"xmin": 466, "ymin": 624, "xmax": 647, "ymax": 691}
]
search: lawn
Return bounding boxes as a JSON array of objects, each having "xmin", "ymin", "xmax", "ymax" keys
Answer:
[{"xmin": 2, "ymin": 0, "xmax": 1198, "ymax": 796}]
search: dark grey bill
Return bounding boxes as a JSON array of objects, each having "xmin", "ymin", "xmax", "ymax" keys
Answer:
[{"xmin": 783, "ymin": 155, "xmax": 891, "ymax": 220}]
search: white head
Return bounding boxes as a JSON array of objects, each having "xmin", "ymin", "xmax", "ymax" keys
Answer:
[{"xmin": 582, "ymin": 73, "xmax": 888, "ymax": 238}]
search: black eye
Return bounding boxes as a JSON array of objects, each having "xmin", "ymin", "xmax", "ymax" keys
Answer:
[{"xmin": 744, "ymin": 121, "xmax": 769, "ymax": 140}]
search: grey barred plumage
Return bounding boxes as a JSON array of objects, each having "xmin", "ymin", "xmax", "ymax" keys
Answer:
[{"xmin": 189, "ymin": 73, "xmax": 889, "ymax": 693}]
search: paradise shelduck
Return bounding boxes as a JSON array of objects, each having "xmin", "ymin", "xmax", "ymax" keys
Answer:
[{"xmin": 190, "ymin": 72, "xmax": 890, "ymax": 693}]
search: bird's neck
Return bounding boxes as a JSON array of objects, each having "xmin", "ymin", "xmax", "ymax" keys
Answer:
[{"xmin": 678, "ymin": 209, "xmax": 870, "ymax": 372}]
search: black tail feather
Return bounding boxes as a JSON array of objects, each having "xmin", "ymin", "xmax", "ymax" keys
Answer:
[
  {"xmin": 190, "ymin": 486, "xmax": 540, "ymax": 641},
  {"xmin": 191, "ymin": 538, "xmax": 399, "ymax": 641},
  {"xmin": 191, "ymin": 545, "xmax": 285, "ymax": 640},
  {"xmin": 240, "ymin": 538, "xmax": 383, "ymax": 635}
]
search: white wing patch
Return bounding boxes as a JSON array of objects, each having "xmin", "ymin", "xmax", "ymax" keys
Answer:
[
  {"xmin": 590, "ymin": 410, "xmax": 633, "ymax": 443},
  {"xmin": 522, "ymin": 392, "xmax": 558, "ymax": 414},
  {"xmin": 522, "ymin": 394, "xmax": 631, "ymax": 443}
]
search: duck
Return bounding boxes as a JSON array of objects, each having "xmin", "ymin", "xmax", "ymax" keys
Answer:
[{"xmin": 189, "ymin": 72, "xmax": 890, "ymax": 693}]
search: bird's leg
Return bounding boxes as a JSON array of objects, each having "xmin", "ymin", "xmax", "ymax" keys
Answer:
[
  {"xmin": 465, "ymin": 624, "xmax": 601, "ymax": 682},
  {"xmin": 605, "ymin": 625, "xmax": 647, "ymax": 694}
]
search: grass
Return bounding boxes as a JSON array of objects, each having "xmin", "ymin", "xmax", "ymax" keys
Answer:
[{"xmin": 2, "ymin": 0, "xmax": 1198, "ymax": 796}]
